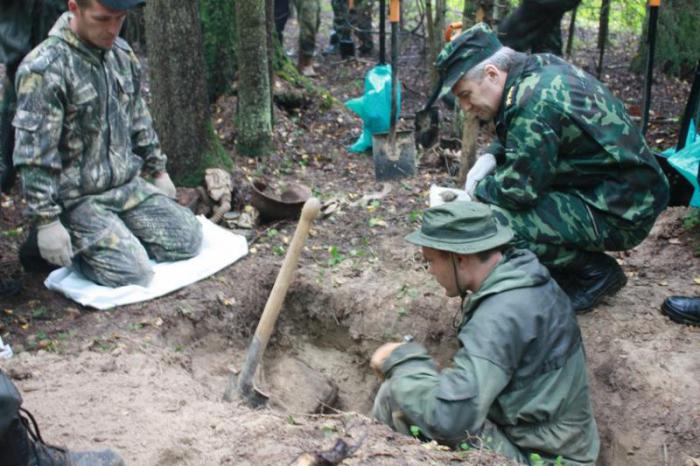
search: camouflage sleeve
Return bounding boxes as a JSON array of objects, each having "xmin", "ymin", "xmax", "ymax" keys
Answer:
[
  {"xmin": 476, "ymin": 105, "xmax": 560, "ymax": 210},
  {"xmin": 485, "ymin": 138, "xmax": 505, "ymax": 163},
  {"xmin": 13, "ymin": 65, "xmax": 64, "ymax": 222},
  {"xmin": 128, "ymin": 51, "xmax": 167, "ymax": 176},
  {"xmin": 380, "ymin": 342, "xmax": 510, "ymax": 444}
]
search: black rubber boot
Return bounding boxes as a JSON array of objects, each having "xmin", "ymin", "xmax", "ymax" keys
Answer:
[
  {"xmin": 560, "ymin": 252, "xmax": 627, "ymax": 314},
  {"xmin": 0, "ymin": 408, "xmax": 124, "ymax": 466},
  {"xmin": 339, "ymin": 38, "xmax": 356, "ymax": 58},
  {"xmin": 661, "ymin": 296, "xmax": 700, "ymax": 326}
]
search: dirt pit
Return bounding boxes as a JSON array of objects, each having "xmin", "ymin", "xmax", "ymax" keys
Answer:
[{"xmin": 5, "ymin": 206, "xmax": 699, "ymax": 466}]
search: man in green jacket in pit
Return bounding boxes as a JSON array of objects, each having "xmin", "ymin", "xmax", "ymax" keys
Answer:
[
  {"xmin": 371, "ymin": 201, "xmax": 599, "ymax": 465},
  {"xmin": 430, "ymin": 23, "xmax": 669, "ymax": 313}
]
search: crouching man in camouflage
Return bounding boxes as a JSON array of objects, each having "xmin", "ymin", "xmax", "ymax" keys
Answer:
[
  {"xmin": 433, "ymin": 24, "xmax": 669, "ymax": 312},
  {"xmin": 371, "ymin": 201, "xmax": 599, "ymax": 465},
  {"xmin": 12, "ymin": 0, "xmax": 202, "ymax": 287}
]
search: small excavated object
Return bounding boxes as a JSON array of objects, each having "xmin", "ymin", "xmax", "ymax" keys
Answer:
[{"xmin": 204, "ymin": 168, "xmax": 233, "ymax": 224}]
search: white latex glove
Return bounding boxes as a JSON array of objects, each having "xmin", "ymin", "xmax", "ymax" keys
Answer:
[
  {"xmin": 464, "ymin": 153, "xmax": 497, "ymax": 197},
  {"xmin": 153, "ymin": 172, "xmax": 177, "ymax": 198},
  {"xmin": 37, "ymin": 220, "xmax": 73, "ymax": 267}
]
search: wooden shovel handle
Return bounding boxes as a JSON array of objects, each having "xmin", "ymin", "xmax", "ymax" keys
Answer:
[
  {"xmin": 389, "ymin": 0, "xmax": 400, "ymax": 22},
  {"xmin": 253, "ymin": 197, "xmax": 321, "ymax": 347}
]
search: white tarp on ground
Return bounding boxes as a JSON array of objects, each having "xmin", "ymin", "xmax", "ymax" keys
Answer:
[{"xmin": 45, "ymin": 216, "xmax": 248, "ymax": 310}]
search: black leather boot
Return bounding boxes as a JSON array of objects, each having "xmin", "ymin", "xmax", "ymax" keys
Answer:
[
  {"xmin": 661, "ymin": 296, "xmax": 700, "ymax": 326},
  {"xmin": 560, "ymin": 252, "xmax": 627, "ymax": 313},
  {"xmin": 0, "ymin": 408, "xmax": 124, "ymax": 466}
]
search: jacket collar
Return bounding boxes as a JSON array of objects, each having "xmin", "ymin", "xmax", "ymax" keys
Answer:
[
  {"xmin": 49, "ymin": 12, "xmax": 109, "ymax": 65},
  {"xmin": 458, "ymin": 248, "xmax": 549, "ymax": 327},
  {"xmin": 493, "ymin": 54, "xmax": 528, "ymax": 127}
]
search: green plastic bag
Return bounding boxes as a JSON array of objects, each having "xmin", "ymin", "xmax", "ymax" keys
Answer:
[{"xmin": 345, "ymin": 64, "xmax": 401, "ymax": 153}]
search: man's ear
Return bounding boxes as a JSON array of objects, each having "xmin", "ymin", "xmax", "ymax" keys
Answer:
[{"xmin": 484, "ymin": 64, "xmax": 500, "ymax": 82}]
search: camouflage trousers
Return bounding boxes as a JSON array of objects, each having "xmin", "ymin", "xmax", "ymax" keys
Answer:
[
  {"xmin": 497, "ymin": 0, "xmax": 579, "ymax": 56},
  {"xmin": 64, "ymin": 178, "xmax": 202, "ymax": 287},
  {"xmin": 294, "ymin": 0, "xmax": 320, "ymax": 58},
  {"xmin": 371, "ymin": 381, "xmax": 530, "ymax": 463},
  {"xmin": 488, "ymin": 191, "xmax": 654, "ymax": 268},
  {"xmin": 331, "ymin": 0, "xmax": 373, "ymax": 52}
]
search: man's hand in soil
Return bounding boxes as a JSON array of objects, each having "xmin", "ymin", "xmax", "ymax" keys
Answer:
[{"xmin": 370, "ymin": 342, "xmax": 404, "ymax": 379}]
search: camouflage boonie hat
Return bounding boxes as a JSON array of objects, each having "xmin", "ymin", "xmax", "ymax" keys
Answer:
[
  {"xmin": 433, "ymin": 23, "xmax": 502, "ymax": 100},
  {"xmin": 405, "ymin": 201, "xmax": 513, "ymax": 254}
]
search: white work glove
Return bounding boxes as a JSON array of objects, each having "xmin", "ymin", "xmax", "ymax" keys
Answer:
[
  {"xmin": 37, "ymin": 220, "xmax": 73, "ymax": 267},
  {"xmin": 464, "ymin": 153, "xmax": 497, "ymax": 197},
  {"xmin": 153, "ymin": 172, "xmax": 177, "ymax": 198}
]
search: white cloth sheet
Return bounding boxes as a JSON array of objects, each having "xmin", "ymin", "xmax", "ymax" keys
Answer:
[{"xmin": 44, "ymin": 216, "xmax": 248, "ymax": 310}]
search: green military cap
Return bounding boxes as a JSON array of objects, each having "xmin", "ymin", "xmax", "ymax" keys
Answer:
[
  {"xmin": 99, "ymin": 0, "xmax": 145, "ymax": 9},
  {"xmin": 405, "ymin": 201, "xmax": 513, "ymax": 254},
  {"xmin": 433, "ymin": 23, "xmax": 502, "ymax": 100}
]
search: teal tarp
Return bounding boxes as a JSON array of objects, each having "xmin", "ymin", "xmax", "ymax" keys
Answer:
[{"xmin": 662, "ymin": 119, "xmax": 700, "ymax": 207}]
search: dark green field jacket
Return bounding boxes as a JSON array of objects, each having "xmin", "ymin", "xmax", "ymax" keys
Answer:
[{"xmin": 380, "ymin": 248, "xmax": 600, "ymax": 464}]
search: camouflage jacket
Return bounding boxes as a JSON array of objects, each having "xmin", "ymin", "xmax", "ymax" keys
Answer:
[
  {"xmin": 476, "ymin": 54, "xmax": 669, "ymax": 225},
  {"xmin": 12, "ymin": 12, "xmax": 165, "ymax": 223},
  {"xmin": 380, "ymin": 249, "xmax": 600, "ymax": 464}
]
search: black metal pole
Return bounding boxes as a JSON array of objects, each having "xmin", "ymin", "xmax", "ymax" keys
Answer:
[
  {"xmin": 641, "ymin": 1, "xmax": 659, "ymax": 135},
  {"xmin": 379, "ymin": 0, "xmax": 386, "ymax": 65}
]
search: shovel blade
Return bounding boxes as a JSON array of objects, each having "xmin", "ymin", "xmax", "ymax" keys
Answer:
[
  {"xmin": 372, "ymin": 130, "xmax": 416, "ymax": 181},
  {"xmin": 223, "ymin": 370, "xmax": 270, "ymax": 408}
]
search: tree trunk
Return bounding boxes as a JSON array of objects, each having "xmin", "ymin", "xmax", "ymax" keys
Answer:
[
  {"xmin": 200, "ymin": 0, "xmax": 237, "ymax": 101},
  {"xmin": 458, "ymin": 113, "xmax": 479, "ymax": 186},
  {"xmin": 144, "ymin": 0, "xmax": 228, "ymax": 185},
  {"xmin": 234, "ymin": 0, "xmax": 273, "ymax": 157},
  {"xmin": 425, "ymin": 0, "xmax": 435, "ymax": 81},
  {"xmin": 634, "ymin": 0, "xmax": 700, "ymax": 79},
  {"xmin": 565, "ymin": 6, "xmax": 577, "ymax": 59},
  {"xmin": 596, "ymin": 0, "xmax": 610, "ymax": 78}
]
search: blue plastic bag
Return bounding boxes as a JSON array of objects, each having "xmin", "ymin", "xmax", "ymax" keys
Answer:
[
  {"xmin": 345, "ymin": 64, "xmax": 401, "ymax": 153},
  {"xmin": 662, "ymin": 119, "xmax": 700, "ymax": 206}
]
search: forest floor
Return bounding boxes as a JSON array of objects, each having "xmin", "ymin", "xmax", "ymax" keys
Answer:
[{"xmin": 1, "ymin": 12, "xmax": 699, "ymax": 466}]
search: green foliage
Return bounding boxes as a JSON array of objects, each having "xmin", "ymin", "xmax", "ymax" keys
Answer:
[
  {"xmin": 573, "ymin": 0, "xmax": 645, "ymax": 34},
  {"xmin": 409, "ymin": 425, "xmax": 422, "ymax": 438},
  {"xmin": 0, "ymin": 227, "xmax": 23, "ymax": 238},
  {"xmin": 529, "ymin": 453, "xmax": 567, "ymax": 466},
  {"xmin": 327, "ymin": 245, "xmax": 346, "ymax": 266},
  {"xmin": 200, "ymin": 0, "xmax": 237, "ymax": 101}
]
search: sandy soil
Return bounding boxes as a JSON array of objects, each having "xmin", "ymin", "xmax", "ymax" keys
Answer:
[{"xmin": 1, "ymin": 13, "xmax": 699, "ymax": 466}]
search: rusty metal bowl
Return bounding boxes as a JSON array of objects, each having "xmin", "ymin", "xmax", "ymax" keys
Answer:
[{"xmin": 250, "ymin": 180, "xmax": 311, "ymax": 221}]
